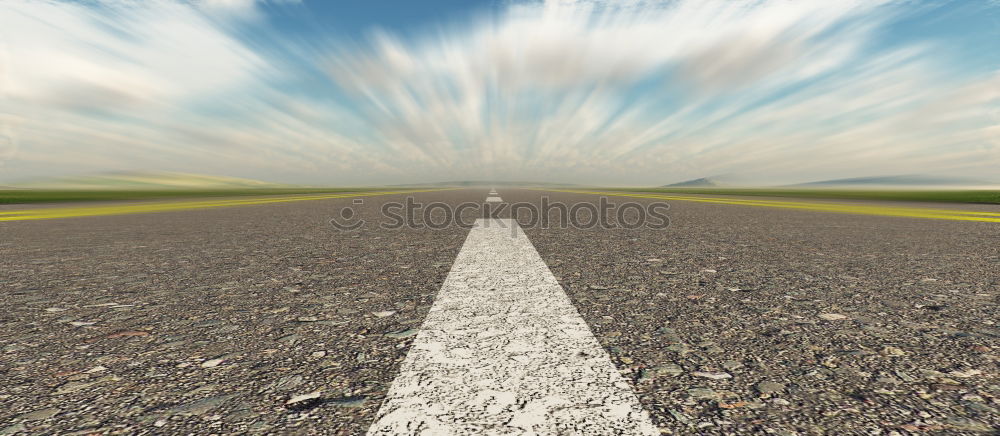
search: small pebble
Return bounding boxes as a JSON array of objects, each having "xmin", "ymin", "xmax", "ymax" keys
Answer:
[
  {"xmin": 692, "ymin": 371, "xmax": 732, "ymax": 380},
  {"xmin": 882, "ymin": 346, "xmax": 906, "ymax": 356},
  {"xmin": 286, "ymin": 391, "xmax": 321, "ymax": 405},
  {"xmin": 201, "ymin": 359, "xmax": 224, "ymax": 368},
  {"xmin": 756, "ymin": 381, "xmax": 786, "ymax": 394}
]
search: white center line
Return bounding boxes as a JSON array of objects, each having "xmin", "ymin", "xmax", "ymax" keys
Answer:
[
  {"xmin": 485, "ymin": 196, "xmax": 503, "ymax": 202},
  {"xmin": 367, "ymin": 219, "xmax": 658, "ymax": 435}
]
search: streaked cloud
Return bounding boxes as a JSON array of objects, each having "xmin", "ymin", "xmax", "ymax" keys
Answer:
[{"xmin": 1, "ymin": 0, "xmax": 998, "ymax": 185}]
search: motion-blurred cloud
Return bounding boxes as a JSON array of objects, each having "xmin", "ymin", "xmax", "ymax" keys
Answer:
[{"xmin": 1, "ymin": 0, "xmax": 998, "ymax": 185}]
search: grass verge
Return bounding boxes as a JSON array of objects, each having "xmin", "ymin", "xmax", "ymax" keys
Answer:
[
  {"xmin": 608, "ymin": 188, "xmax": 1000, "ymax": 205},
  {"xmin": 0, "ymin": 188, "xmax": 387, "ymax": 205}
]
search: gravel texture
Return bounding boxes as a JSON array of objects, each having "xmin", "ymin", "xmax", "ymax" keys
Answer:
[
  {"xmin": 2, "ymin": 188, "xmax": 998, "ymax": 435},
  {"xmin": 510, "ymin": 189, "xmax": 1000, "ymax": 435},
  {"xmin": 0, "ymin": 191, "xmax": 477, "ymax": 435}
]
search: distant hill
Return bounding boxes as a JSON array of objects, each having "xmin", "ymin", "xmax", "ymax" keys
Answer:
[
  {"xmin": 793, "ymin": 175, "xmax": 997, "ymax": 188},
  {"xmin": 14, "ymin": 171, "xmax": 295, "ymax": 190},
  {"xmin": 661, "ymin": 177, "xmax": 721, "ymax": 188}
]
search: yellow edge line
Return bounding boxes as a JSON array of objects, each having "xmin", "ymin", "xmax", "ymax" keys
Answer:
[
  {"xmin": 563, "ymin": 189, "xmax": 1000, "ymax": 217},
  {"xmin": 536, "ymin": 189, "xmax": 1000, "ymax": 223},
  {"xmin": 0, "ymin": 189, "xmax": 453, "ymax": 222}
]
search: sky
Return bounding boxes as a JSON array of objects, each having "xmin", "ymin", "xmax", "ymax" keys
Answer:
[{"xmin": 1, "ymin": 0, "xmax": 998, "ymax": 186}]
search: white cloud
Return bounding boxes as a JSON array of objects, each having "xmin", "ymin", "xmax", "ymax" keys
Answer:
[
  {"xmin": 323, "ymin": 0, "xmax": 999, "ymax": 184},
  {"xmin": 195, "ymin": 0, "xmax": 300, "ymax": 21},
  {"xmin": 0, "ymin": 0, "xmax": 343, "ymax": 182},
  {"xmin": 3, "ymin": 0, "xmax": 267, "ymax": 107},
  {"xmin": 1, "ymin": 0, "xmax": 997, "ymax": 185}
]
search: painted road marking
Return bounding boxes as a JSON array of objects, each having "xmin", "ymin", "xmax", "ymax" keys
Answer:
[
  {"xmin": 368, "ymin": 219, "xmax": 658, "ymax": 435},
  {"xmin": 486, "ymin": 196, "xmax": 503, "ymax": 202},
  {"xmin": 544, "ymin": 189, "xmax": 1000, "ymax": 223},
  {"xmin": 0, "ymin": 189, "xmax": 451, "ymax": 222}
]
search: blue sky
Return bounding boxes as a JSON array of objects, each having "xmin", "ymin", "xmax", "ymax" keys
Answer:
[
  {"xmin": 1, "ymin": 0, "xmax": 998, "ymax": 186},
  {"xmin": 275, "ymin": 1, "xmax": 501, "ymax": 37}
]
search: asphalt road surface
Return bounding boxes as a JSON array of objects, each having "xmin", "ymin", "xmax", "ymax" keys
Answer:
[{"xmin": 1, "ymin": 189, "xmax": 997, "ymax": 435}]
